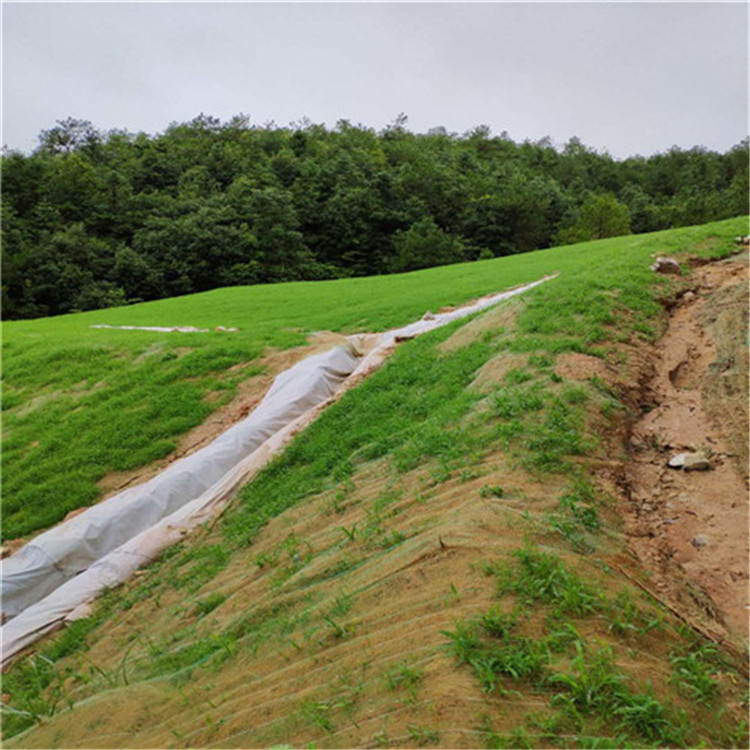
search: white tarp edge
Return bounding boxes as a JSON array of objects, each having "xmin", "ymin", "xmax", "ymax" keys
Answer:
[
  {"xmin": 1, "ymin": 346, "xmax": 361, "ymax": 621},
  {"xmin": 1, "ymin": 274, "xmax": 555, "ymax": 666}
]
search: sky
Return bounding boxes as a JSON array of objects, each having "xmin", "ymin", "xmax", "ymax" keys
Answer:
[{"xmin": 1, "ymin": 2, "xmax": 748, "ymax": 159}]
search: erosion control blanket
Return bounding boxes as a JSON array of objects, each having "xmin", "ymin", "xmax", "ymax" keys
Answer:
[{"xmin": 1, "ymin": 275, "xmax": 554, "ymax": 665}]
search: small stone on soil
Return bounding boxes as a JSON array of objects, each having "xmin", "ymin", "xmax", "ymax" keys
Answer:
[
  {"xmin": 691, "ymin": 534, "xmax": 711, "ymax": 548},
  {"xmin": 668, "ymin": 452, "xmax": 711, "ymax": 470},
  {"xmin": 683, "ymin": 454, "xmax": 711, "ymax": 471},
  {"xmin": 650, "ymin": 257, "xmax": 682, "ymax": 275}
]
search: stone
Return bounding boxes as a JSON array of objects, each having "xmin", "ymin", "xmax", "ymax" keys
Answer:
[
  {"xmin": 422, "ymin": 311, "xmax": 436, "ymax": 321},
  {"xmin": 683, "ymin": 453, "xmax": 711, "ymax": 471},
  {"xmin": 682, "ymin": 291, "xmax": 695, "ymax": 302},
  {"xmin": 650, "ymin": 257, "xmax": 681, "ymax": 275},
  {"xmin": 668, "ymin": 452, "xmax": 711, "ymax": 470},
  {"xmin": 691, "ymin": 534, "xmax": 710, "ymax": 549},
  {"xmin": 668, "ymin": 452, "xmax": 690, "ymax": 468}
]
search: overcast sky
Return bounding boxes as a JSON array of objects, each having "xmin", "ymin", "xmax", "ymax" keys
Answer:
[{"xmin": 2, "ymin": 2, "xmax": 747, "ymax": 159}]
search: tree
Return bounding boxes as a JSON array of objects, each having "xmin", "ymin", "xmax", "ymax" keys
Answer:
[
  {"xmin": 390, "ymin": 217, "xmax": 465, "ymax": 272},
  {"xmin": 554, "ymin": 193, "xmax": 631, "ymax": 245},
  {"xmin": 38, "ymin": 118, "xmax": 101, "ymax": 156}
]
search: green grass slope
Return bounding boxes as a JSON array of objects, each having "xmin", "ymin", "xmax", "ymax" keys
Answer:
[
  {"xmin": 3, "ymin": 216, "xmax": 747, "ymax": 749},
  {"xmin": 1, "ymin": 217, "xmax": 746, "ymax": 542}
]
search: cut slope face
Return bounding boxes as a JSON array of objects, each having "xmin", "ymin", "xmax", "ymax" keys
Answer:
[
  {"xmin": 3, "ymin": 219, "xmax": 749, "ymax": 749},
  {"xmin": 623, "ymin": 252, "xmax": 749, "ymax": 647}
]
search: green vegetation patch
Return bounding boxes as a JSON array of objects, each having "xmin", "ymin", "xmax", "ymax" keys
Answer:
[{"xmin": 447, "ymin": 549, "xmax": 747, "ymax": 749}]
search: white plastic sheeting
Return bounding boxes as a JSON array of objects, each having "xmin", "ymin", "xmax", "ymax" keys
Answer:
[
  {"xmin": 90, "ymin": 324, "xmax": 211, "ymax": 333},
  {"xmin": 1, "ymin": 275, "xmax": 555, "ymax": 666},
  {"xmin": 1, "ymin": 347, "xmax": 359, "ymax": 620}
]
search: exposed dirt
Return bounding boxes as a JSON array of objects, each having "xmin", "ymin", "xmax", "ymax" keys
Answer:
[
  {"xmin": 5, "ymin": 452, "xmax": 608, "ymax": 750},
  {"xmin": 621, "ymin": 252, "xmax": 749, "ymax": 648},
  {"xmin": 470, "ymin": 353, "xmax": 528, "ymax": 392},
  {"xmin": 554, "ymin": 353, "xmax": 619, "ymax": 386}
]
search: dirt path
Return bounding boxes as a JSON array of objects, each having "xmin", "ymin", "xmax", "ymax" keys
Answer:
[{"xmin": 623, "ymin": 252, "xmax": 749, "ymax": 647}]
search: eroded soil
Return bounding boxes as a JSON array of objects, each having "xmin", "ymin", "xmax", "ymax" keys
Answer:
[{"xmin": 623, "ymin": 252, "xmax": 749, "ymax": 647}]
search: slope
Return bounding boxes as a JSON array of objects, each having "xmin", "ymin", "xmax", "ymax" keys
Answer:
[
  {"xmin": 2, "ymin": 217, "xmax": 748, "ymax": 749},
  {"xmin": 3, "ymin": 240, "xmax": 605, "ymax": 541}
]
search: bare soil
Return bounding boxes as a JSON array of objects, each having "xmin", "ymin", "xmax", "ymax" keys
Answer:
[
  {"xmin": 621, "ymin": 252, "xmax": 749, "ymax": 648},
  {"xmin": 6, "ymin": 451, "xmax": 605, "ymax": 750}
]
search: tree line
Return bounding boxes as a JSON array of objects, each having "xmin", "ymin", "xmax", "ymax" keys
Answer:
[{"xmin": 2, "ymin": 113, "xmax": 748, "ymax": 319}]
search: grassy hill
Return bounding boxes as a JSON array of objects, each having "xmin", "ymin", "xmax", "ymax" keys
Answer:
[
  {"xmin": 2, "ymin": 217, "xmax": 748, "ymax": 748},
  {"xmin": 3, "ymin": 218, "xmax": 744, "ymax": 541}
]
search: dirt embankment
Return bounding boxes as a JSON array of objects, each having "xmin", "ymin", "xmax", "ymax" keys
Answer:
[{"xmin": 620, "ymin": 252, "xmax": 749, "ymax": 648}]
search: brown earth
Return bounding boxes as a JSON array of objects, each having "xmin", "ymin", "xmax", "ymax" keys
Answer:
[
  {"xmin": 437, "ymin": 298, "xmax": 520, "ymax": 355},
  {"xmin": 6, "ymin": 450, "xmax": 639, "ymax": 750},
  {"xmin": 620, "ymin": 252, "xmax": 749, "ymax": 649}
]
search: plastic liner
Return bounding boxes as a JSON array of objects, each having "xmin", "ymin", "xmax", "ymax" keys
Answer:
[
  {"xmin": 1, "ymin": 275, "xmax": 554, "ymax": 666},
  {"xmin": 1, "ymin": 346, "xmax": 360, "ymax": 621}
]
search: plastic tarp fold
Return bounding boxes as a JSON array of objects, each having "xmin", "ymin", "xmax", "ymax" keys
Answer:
[
  {"xmin": 2, "ymin": 346, "xmax": 360, "ymax": 621},
  {"xmin": 1, "ymin": 275, "xmax": 554, "ymax": 666}
]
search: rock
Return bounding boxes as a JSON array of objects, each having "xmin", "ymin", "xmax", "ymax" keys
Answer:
[
  {"xmin": 668, "ymin": 452, "xmax": 711, "ymax": 470},
  {"xmin": 422, "ymin": 311, "xmax": 436, "ymax": 321},
  {"xmin": 734, "ymin": 236, "xmax": 749, "ymax": 246},
  {"xmin": 691, "ymin": 534, "xmax": 710, "ymax": 548},
  {"xmin": 682, "ymin": 291, "xmax": 695, "ymax": 302},
  {"xmin": 650, "ymin": 257, "xmax": 681, "ymax": 275},
  {"xmin": 683, "ymin": 453, "xmax": 711, "ymax": 471},
  {"xmin": 668, "ymin": 452, "xmax": 690, "ymax": 468}
]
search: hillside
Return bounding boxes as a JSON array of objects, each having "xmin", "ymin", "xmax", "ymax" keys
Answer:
[{"xmin": 2, "ymin": 217, "xmax": 749, "ymax": 749}]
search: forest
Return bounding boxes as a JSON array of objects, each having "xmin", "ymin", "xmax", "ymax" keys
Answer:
[{"xmin": 2, "ymin": 113, "xmax": 748, "ymax": 319}]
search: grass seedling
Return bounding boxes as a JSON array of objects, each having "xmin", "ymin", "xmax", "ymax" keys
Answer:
[
  {"xmin": 383, "ymin": 661, "xmax": 423, "ymax": 703},
  {"xmin": 194, "ymin": 592, "xmax": 227, "ymax": 617},
  {"xmin": 480, "ymin": 484, "xmax": 505, "ymax": 499},
  {"xmin": 549, "ymin": 643, "xmax": 626, "ymax": 716},
  {"xmin": 669, "ymin": 643, "xmax": 723, "ymax": 704},
  {"xmin": 407, "ymin": 725, "xmax": 440, "ymax": 745},
  {"xmin": 495, "ymin": 547, "xmax": 600, "ymax": 616}
]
